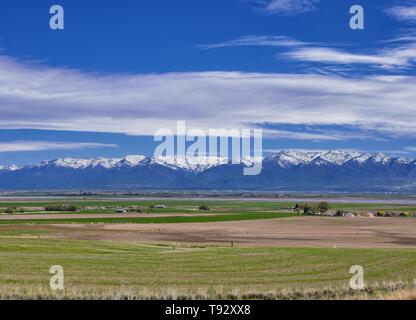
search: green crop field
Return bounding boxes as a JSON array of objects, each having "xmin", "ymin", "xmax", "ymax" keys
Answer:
[
  {"xmin": 0, "ymin": 238, "xmax": 415, "ymax": 299},
  {"xmin": 0, "ymin": 212, "xmax": 296, "ymax": 225}
]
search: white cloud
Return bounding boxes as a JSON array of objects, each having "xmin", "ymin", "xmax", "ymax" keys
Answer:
[
  {"xmin": 261, "ymin": 129, "xmax": 377, "ymax": 141},
  {"xmin": 200, "ymin": 34, "xmax": 416, "ymax": 70},
  {"xmin": 387, "ymin": 6, "xmax": 416, "ymax": 23},
  {"xmin": 259, "ymin": 0, "xmax": 320, "ymax": 14},
  {"xmin": 284, "ymin": 45, "xmax": 416, "ymax": 69},
  {"xmin": 2, "ymin": 55, "xmax": 416, "ymax": 138},
  {"xmin": 263, "ymin": 148, "xmax": 363, "ymax": 153},
  {"xmin": 0, "ymin": 141, "xmax": 117, "ymax": 152},
  {"xmin": 198, "ymin": 35, "xmax": 306, "ymax": 49}
]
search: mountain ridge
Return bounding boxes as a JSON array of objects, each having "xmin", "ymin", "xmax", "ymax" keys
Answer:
[
  {"xmin": 1, "ymin": 150, "xmax": 416, "ymax": 192},
  {"xmin": 2, "ymin": 150, "xmax": 412, "ymax": 172}
]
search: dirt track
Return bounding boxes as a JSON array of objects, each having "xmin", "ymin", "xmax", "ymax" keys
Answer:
[{"xmin": 22, "ymin": 216, "xmax": 416, "ymax": 248}]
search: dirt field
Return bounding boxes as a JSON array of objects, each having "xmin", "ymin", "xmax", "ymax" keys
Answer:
[{"xmin": 13, "ymin": 216, "xmax": 416, "ymax": 248}]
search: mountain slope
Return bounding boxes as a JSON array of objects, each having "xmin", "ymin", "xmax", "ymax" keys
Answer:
[{"xmin": 1, "ymin": 151, "xmax": 416, "ymax": 191}]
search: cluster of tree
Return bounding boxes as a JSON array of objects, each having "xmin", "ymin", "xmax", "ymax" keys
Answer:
[
  {"xmin": 44, "ymin": 204, "xmax": 78, "ymax": 212},
  {"xmin": 294, "ymin": 202, "xmax": 331, "ymax": 215},
  {"xmin": 198, "ymin": 205, "xmax": 210, "ymax": 211},
  {"xmin": 377, "ymin": 210, "xmax": 412, "ymax": 218},
  {"xmin": 2, "ymin": 207, "xmax": 24, "ymax": 214}
]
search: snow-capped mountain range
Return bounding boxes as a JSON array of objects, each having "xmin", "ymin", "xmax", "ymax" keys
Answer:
[
  {"xmin": 4, "ymin": 155, "xmax": 263, "ymax": 173},
  {"xmin": 34, "ymin": 155, "xmax": 231, "ymax": 172},
  {"xmin": 1, "ymin": 151, "xmax": 416, "ymax": 191},
  {"xmin": 2, "ymin": 151, "xmax": 408, "ymax": 172},
  {"xmin": 271, "ymin": 150, "xmax": 407, "ymax": 167}
]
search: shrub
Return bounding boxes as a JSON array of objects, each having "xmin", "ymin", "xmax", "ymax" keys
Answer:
[
  {"xmin": 335, "ymin": 210, "xmax": 345, "ymax": 217},
  {"xmin": 4, "ymin": 207, "xmax": 15, "ymax": 214},
  {"xmin": 199, "ymin": 205, "xmax": 210, "ymax": 211},
  {"xmin": 317, "ymin": 201, "xmax": 330, "ymax": 213},
  {"xmin": 44, "ymin": 204, "xmax": 78, "ymax": 212},
  {"xmin": 400, "ymin": 212, "xmax": 410, "ymax": 218},
  {"xmin": 293, "ymin": 204, "xmax": 302, "ymax": 214},
  {"xmin": 301, "ymin": 203, "xmax": 315, "ymax": 215},
  {"xmin": 376, "ymin": 211, "xmax": 386, "ymax": 217}
]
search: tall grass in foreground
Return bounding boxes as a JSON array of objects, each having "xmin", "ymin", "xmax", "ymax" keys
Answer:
[{"xmin": 0, "ymin": 281, "xmax": 415, "ymax": 300}]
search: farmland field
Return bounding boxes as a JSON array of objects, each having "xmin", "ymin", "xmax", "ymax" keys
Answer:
[{"xmin": 0, "ymin": 196, "xmax": 415, "ymax": 300}]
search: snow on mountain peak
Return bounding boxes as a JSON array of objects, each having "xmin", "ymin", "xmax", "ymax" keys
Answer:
[
  {"xmin": 42, "ymin": 155, "xmax": 150, "ymax": 169},
  {"xmin": 369, "ymin": 152, "xmax": 391, "ymax": 164},
  {"xmin": 273, "ymin": 150, "xmax": 318, "ymax": 167},
  {"xmin": 89, "ymin": 157, "xmax": 122, "ymax": 169},
  {"xmin": 273, "ymin": 150, "xmax": 361, "ymax": 167},
  {"xmin": 315, "ymin": 151, "xmax": 362, "ymax": 166},
  {"xmin": 396, "ymin": 157, "xmax": 412, "ymax": 165},
  {"xmin": 273, "ymin": 150, "xmax": 391, "ymax": 167},
  {"xmin": 352, "ymin": 153, "xmax": 372, "ymax": 164},
  {"xmin": 154, "ymin": 155, "xmax": 229, "ymax": 172},
  {"xmin": 116, "ymin": 155, "xmax": 146, "ymax": 167},
  {"xmin": 45, "ymin": 158, "xmax": 93, "ymax": 169},
  {"xmin": 124, "ymin": 155, "xmax": 146, "ymax": 164},
  {"xmin": 0, "ymin": 164, "xmax": 21, "ymax": 172}
]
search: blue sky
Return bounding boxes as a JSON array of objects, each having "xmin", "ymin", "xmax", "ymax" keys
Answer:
[{"xmin": 1, "ymin": 0, "xmax": 416, "ymax": 165}]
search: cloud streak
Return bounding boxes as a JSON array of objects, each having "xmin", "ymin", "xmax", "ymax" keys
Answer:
[
  {"xmin": 0, "ymin": 141, "xmax": 118, "ymax": 152},
  {"xmin": 283, "ymin": 45, "xmax": 416, "ymax": 69},
  {"xmin": 387, "ymin": 6, "xmax": 416, "ymax": 23},
  {"xmin": 200, "ymin": 34, "xmax": 416, "ymax": 70},
  {"xmin": 257, "ymin": 0, "xmax": 321, "ymax": 14},
  {"xmin": 198, "ymin": 35, "xmax": 306, "ymax": 49}
]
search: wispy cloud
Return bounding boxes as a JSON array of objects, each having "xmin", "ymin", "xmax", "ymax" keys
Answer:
[
  {"xmin": 255, "ymin": 0, "xmax": 321, "ymax": 14},
  {"xmin": 200, "ymin": 33, "xmax": 416, "ymax": 71},
  {"xmin": 198, "ymin": 35, "xmax": 306, "ymax": 49},
  {"xmin": 381, "ymin": 29, "xmax": 416, "ymax": 43},
  {"xmin": 283, "ymin": 45, "xmax": 416, "ymax": 69},
  {"xmin": 0, "ymin": 141, "xmax": 118, "ymax": 152},
  {"xmin": 261, "ymin": 128, "xmax": 378, "ymax": 141},
  {"xmin": 263, "ymin": 148, "xmax": 363, "ymax": 154},
  {"xmin": 387, "ymin": 6, "xmax": 416, "ymax": 23},
  {"xmin": 1, "ymin": 55, "xmax": 416, "ymax": 138}
]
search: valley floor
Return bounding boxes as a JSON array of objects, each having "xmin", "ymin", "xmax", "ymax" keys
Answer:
[
  {"xmin": 1, "ymin": 216, "xmax": 415, "ymax": 248},
  {"xmin": 0, "ymin": 197, "xmax": 415, "ymax": 300}
]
